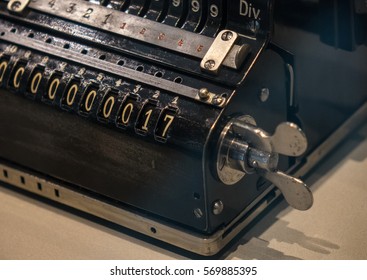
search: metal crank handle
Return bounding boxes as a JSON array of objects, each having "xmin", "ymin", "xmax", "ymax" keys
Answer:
[
  {"xmin": 217, "ymin": 116, "xmax": 314, "ymax": 211},
  {"xmin": 260, "ymin": 170, "xmax": 313, "ymax": 211}
]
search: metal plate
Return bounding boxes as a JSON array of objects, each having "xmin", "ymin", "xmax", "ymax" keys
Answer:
[
  {"xmin": 6, "ymin": 0, "xmax": 246, "ymax": 70},
  {"xmin": 0, "ymin": 30, "xmax": 225, "ymax": 106}
]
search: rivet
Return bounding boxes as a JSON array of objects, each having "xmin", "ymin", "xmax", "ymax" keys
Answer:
[
  {"xmin": 212, "ymin": 200, "xmax": 224, "ymax": 215},
  {"xmin": 259, "ymin": 88, "xmax": 270, "ymax": 102},
  {"xmin": 199, "ymin": 88, "xmax": 210, "ymax": 100}
]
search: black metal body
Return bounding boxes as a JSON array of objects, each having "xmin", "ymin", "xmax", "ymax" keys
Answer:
[{"xmin": 0, "ymin": 0, "xmax": 366, "ymax": 243}]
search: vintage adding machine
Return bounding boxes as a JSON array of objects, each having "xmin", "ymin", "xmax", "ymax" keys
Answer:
[{"xmin": 0, "ymin": 0, "xmax": 366, "ymax": 256}]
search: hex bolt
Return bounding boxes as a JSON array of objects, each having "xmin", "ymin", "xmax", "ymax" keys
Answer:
[
  {"xmin": 259, "ymin": 88, "xmax": 270, "ymax": 102},
  {"xmin": 221, "ymin": 31, "xmax": 233, "ymax": 41},
  {"xmin": 199, "ymin": 88, "xmax": 210, "ymax": 100},
  {"xmin": 194, "ymin": 208, "xmax": 203, "ymax": 219},
  {"xmin": 212, "ymin": 200, "xmax": 224, "ymax": 215},
  {"xmin": 204, "ymin": 60, "xmax": 216, "ymax": 70}
]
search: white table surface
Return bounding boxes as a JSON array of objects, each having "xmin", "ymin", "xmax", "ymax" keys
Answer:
[{"xmin": 1, "ymin": 123, "xmax": 366, "ymax": 260}]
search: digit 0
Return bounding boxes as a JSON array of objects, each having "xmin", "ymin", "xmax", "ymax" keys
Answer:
[
  {"xmin": 47, "ymin": 77, "xmax": 60, "ymax": 100},
  {"xmin": 13, "ymin": 66, "xmax": 25, "ymax": 89},
  {"xmin": 84, "ymin": 89, "xmax": 97, "ymax": 112},
  {"xmin": 121, "ymin": 102, "xmax": 134, "ymax": 125},
  {"xmin": 30, "ymin": 73, "xmax": 42, "ymax": 94},
  {"xmin": 66, "ymin": 84, "xmax": 78, "ymax": 105},
  {"xmin": 102, "ymin": 96, "xmax": 115, "ymax": 119},
  {"xmin": 28, "ymin": 69, "xmax": 44, "ymax": 95},
  {"xmin": 63, "ymin": 81, "xmax": 80, "ymax": 107},
  {"xmin": 98, "ymin": 89, "xmax": 118, "ymax": 120}
]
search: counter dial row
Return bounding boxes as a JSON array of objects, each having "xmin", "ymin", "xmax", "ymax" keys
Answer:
[
  {"xmin": 0, "ymin": 55, "xmax": 178, "ymax": 142},
  {"xmin": 95, "ymin": 0, "xmax": 226, "ymax": 37}
]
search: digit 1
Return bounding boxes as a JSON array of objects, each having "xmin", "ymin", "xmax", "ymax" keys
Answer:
[
  {"xmin": 141, "ymin": 109, "xmax": 153, "ymax": 131},
  {"xmin": 102, "ymin": 13, "xmax": 112, "ymax": 25}
]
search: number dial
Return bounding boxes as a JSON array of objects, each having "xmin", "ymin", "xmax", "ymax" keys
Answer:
[
  {"xmin": 0, "ymin": 55, "xmax": 11, "ymax": 86},
  {"xmin": 155, "ymin": 108, "xmax": 177, "ymax": 142},
  {"xmin": 8, "ymin": 60, "xmax": 27, "ymax": 92},
  {"xmin": 163, "ymin": 0, "xmax": 188, "ymax": 27},
  {"xmin": 43, "ymin": 71, "xmax": 63, "ymax": 104},
  {"xmin": 201, "ymin": 0, "xmax": 224, "ymax": 37},
  {"xmin": 79, "ymin": 83, "xmax": 100, "ymax": 116},
  {"xmin": 135, "ymin": 101, "xmax": 160, "ymax": 135},
  {"xmin": 97, "ymin": 88, "xmax": 119, "ymax": 122},
  {"xmin": 61, "ymin": 77, "xmax": 81, "ymax": 110},
  {"xmin": 116, "ymin": 95, "xmax": 141, "ymax": 129},
  {"xmin": 126, "ymin": 0, "xmax": 149, "ymax": 16},
  {"xmin": 144, "ymin": 0, "xmax": 168, "ymax": 22},
  {"xmin": 26, "ymin": 66, "xmax": 45, "ymax": 98},
  {"xmin": 182, "ymin": 0, "xmax": 207, "ymax": 32},
  {"xmin": 107, "ymin": 0, "xmax": 129, "ymax": 11}
]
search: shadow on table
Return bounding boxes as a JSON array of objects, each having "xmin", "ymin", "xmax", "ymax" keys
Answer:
[{"xmin": 224, "ymin": 217, "xmax": 339, "ymax": 260}]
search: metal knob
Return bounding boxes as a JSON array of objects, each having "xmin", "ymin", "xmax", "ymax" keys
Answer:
[{"xmin": 216, "ymin": 116, "xmax": 313, "ymax": 211}]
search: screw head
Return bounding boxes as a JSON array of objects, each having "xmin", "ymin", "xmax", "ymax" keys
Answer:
[
  {"xmin": 11, "ymin": 1, "xmax": 21, "ymax": 11},
  {"xmin": 199, "ymin": 88, "xmax": 210, "ymax": 100},
  {"xmin": 194, "ymin": 208, "xmax": 203, "ymax": 219},
  {"xmin": 212, "ymin": 200, "xmax": 224, "ymax": 215},
  {"xmin": 221, "ymin": 31, "xmax": 233, "ymax": 41},
  {"xmin": 204, "ymin": 60, "xmax": 216, "ymax": 70},
  {"xmin": 249, "ymin": 20, "xmax": 260, "ymax": 34},
  {"xmin": 259, "ymin": 88, "xmax": 270, "ymax": 102}
]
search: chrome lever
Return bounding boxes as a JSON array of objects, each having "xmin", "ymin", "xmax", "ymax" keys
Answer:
[
  {"xmin": 261, "ymin": 170, "xmax": 313, "ymax": 210},
  {"xmin": 270, "ymin": 122, "xmax": 308, "ymax": 157},
  {"xmin": 232, "ymin": 121, "xmax": 307, "ymax": 157}
]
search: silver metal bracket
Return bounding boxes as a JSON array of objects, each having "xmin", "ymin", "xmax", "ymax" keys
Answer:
[
  {"xmin": 7, "ymin": 0, "xmax": 30, "ymax": 15},
  {"xmin": 201, "ymin": 30, "xmax": 251, "ymax": 75}
]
